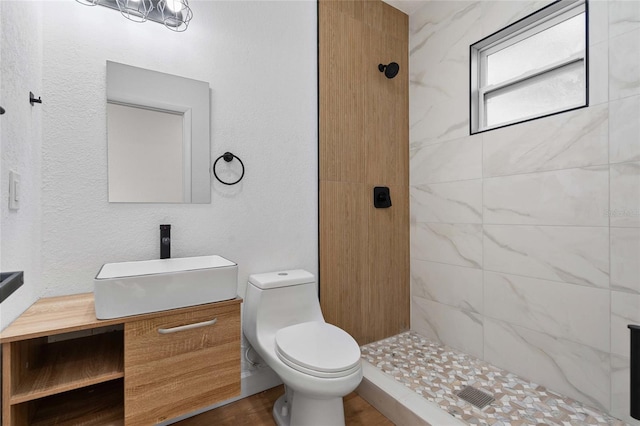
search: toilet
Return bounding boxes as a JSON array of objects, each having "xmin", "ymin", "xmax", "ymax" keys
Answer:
[{"xmin": 243, "ymin": 269, "xmax": 363, "ymax": 426}]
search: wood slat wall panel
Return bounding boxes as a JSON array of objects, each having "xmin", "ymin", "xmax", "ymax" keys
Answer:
[
  {"xmin": 380, "ymin": 2, "xmax": 409, "ymax": 40},
  {"xmin": 322, "ymin": 0, "xmax": 365, "ymax": 22},
  {"xmin": 319, "ymin": 181, "xmax": 369, "ymax": 344},
  {"xmin": 319, "ymin": 0, "xmax": 409, "ymax": 346},
  {"xmin": 319, "ymin": 6, "xmax": 365, "ymax": 183},
  {"xmin": 364, "ymin": 183, "xmax": 410, "ymax": 343},
  {"xmin": 363, "ymin": 1, "xmax": 384, "ymax": 35},
  {"xmin": 364, "ymin": 27, "xmax": 408, "ymax": 186}
]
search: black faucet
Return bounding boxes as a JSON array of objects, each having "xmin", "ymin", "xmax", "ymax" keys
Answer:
[{"xmin": 160, "ymin": 224, "xmax": 171, "ymax": 259}]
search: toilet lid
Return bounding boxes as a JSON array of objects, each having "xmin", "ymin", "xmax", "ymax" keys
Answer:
[{"xmin": 275, "ymin": 322, "xmax": 361, "ymax": 373}]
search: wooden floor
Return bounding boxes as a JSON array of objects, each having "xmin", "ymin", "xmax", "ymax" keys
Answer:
[{"xmin": 175, "ymin": 385, "xmax": 393, "ymax": 426}]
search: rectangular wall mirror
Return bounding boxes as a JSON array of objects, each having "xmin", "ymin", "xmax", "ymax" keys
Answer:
[{"xmin": 106, "ymin": 61, "xmax": 211, "ymax": 203}]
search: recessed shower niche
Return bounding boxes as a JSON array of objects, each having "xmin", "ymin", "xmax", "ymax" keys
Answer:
[{"xmin": 106, "ymin": 61, "xmax": 211, "ymax": 203}]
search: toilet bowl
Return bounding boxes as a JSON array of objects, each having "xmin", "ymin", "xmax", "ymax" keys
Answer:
[{"xmin": 243, "ymin": 270, "xmax": 363, "ymax": 426}]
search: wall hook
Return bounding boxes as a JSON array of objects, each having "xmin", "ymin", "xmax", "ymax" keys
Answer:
[
  {"xmin": 0, "ymin": 106, "xmax": 5, "ymax": 115},
  {"xmin": 29, "ymin": 92, "xmax": 42, "ymax": 106}
]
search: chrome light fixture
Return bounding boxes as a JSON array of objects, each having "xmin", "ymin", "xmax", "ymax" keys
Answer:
[
  {"xmin": 76, "ymin": 0, "xmax": 192, "ymax": 32},
  {"xmin": 116, "ymin": 0, "xmax": 153, "ymax": 23}
]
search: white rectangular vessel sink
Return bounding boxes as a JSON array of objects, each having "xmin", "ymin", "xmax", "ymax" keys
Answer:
[{"xmin": 94, "ymin": 255, "xmax": 237, "ymax": 319}]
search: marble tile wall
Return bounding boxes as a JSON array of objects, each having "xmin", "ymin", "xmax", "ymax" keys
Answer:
[{"xmin": 408, "ymin": 0, "xmax": 640, "ymax": 423}]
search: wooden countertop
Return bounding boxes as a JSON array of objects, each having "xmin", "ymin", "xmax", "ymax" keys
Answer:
[{"xmin": 0, "ymin": 293, "xmax": 243, "ymax": 343}]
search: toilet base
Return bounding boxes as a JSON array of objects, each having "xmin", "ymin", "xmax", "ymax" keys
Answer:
[
  {"xmin": 272, "ymin": 387, "xmax": 346, "ymax": 426},
  {"xmin": 273, "ymin": 392, "xmax": 291, "ymax": 426}
]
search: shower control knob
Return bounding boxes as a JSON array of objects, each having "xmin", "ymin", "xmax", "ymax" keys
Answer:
[{"xmin": 373, "ymin": 186, "xmax": 392, "ymax": 208}]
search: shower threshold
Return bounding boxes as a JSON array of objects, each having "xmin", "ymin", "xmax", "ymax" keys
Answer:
[{"xmin": 357, "ymin": 332, "xmax": 626, "ymax": 425}]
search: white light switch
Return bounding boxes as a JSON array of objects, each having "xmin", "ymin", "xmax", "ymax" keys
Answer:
[{"xmin": 9, "ymin": 171, "xmax": 20, "ymax": 210}]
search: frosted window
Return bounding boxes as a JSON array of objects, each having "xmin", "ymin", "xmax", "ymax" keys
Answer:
[
  {"xmin": 470, "ymin": 0, "xmax": 587, "ymax": 133},
  {"xmin": 487, "ymin": 14, "xmax": 585, "ymax": 86},
  {"xmin": 486, "ymin": 61, "xmax": 585, "ymax": 127}
]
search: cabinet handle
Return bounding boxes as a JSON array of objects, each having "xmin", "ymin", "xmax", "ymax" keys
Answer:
[{"xmin": 157, "ymin": 318, "xmax": 218, "ymax": 334}]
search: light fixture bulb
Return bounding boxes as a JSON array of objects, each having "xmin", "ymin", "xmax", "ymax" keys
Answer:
[
  {"xmin": 165, "ymin": 0, "xmax": 182, "ymax": 13},
  {"xmin": 159, "ymin": 0, "xmax": 192, "ymax": 32}
]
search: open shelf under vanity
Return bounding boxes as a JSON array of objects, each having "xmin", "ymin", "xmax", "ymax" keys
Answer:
[{"xmin": 8, "ymin": 329, "xmax": 124, "ymax": 404}]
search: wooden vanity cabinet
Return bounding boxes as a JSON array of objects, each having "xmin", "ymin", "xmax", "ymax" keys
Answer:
[
  {"xmin": 125, "ymin": 302, "xmax": 241, "ymax": 425},
  {"xmin": 0, "ymin": 294, "xmax": 242, "ymax": 426}
]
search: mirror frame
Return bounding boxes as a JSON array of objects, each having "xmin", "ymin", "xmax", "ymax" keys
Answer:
[{"xmin": 106, "ymin": 61, "xmax": 211, "ymax": 203}]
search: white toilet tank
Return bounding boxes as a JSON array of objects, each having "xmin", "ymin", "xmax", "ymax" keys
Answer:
[{"xmin": 243, "ymin": 270, "xmax": 324, "ymax": 348}]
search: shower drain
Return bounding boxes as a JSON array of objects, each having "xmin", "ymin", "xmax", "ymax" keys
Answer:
[{"xmin": 455, "ymin": 386, "xmax": 495, "ymax": 409}]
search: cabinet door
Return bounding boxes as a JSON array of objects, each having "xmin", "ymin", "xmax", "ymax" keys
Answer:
[{"xmin": 124, "ymin": 304, "xmax": 240, "ymax": 425}]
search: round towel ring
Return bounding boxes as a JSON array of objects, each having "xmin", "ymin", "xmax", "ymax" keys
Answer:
[{"xmin": 213, "ymin": 152, "xmax": 245, "ymax": 185}]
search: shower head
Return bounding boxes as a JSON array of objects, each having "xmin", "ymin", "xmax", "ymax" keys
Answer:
[{"xmin": 378, "ymin": 62, "xmax": 399, "ymax": 79}]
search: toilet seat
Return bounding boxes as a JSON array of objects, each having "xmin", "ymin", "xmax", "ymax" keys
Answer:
[{"xmin": 275, "ymin": 322, "xmax": 361, "ymax": 379}]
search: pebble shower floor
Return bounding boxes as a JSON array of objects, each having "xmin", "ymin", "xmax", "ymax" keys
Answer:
[{"xmin": 361, "ymin": 332, "xmax": 627, "ymax": 425}]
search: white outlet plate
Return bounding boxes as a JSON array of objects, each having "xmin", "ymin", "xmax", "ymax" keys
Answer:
[{"xmin": 9, "ymin": 171, "xmax": 20, "ymax": 210}]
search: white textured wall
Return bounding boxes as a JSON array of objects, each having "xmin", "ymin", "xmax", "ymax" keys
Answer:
[
  {"xmin": 40, "ymin": 0, "xmax": 318, "ymax": 298},
  {"xmin": 0, "ymin": 1, "xmax": 43, "ymax": 330},
  {"xmin": 409, "ymin": 0, "xmax": 639, "ymax": 423}
]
